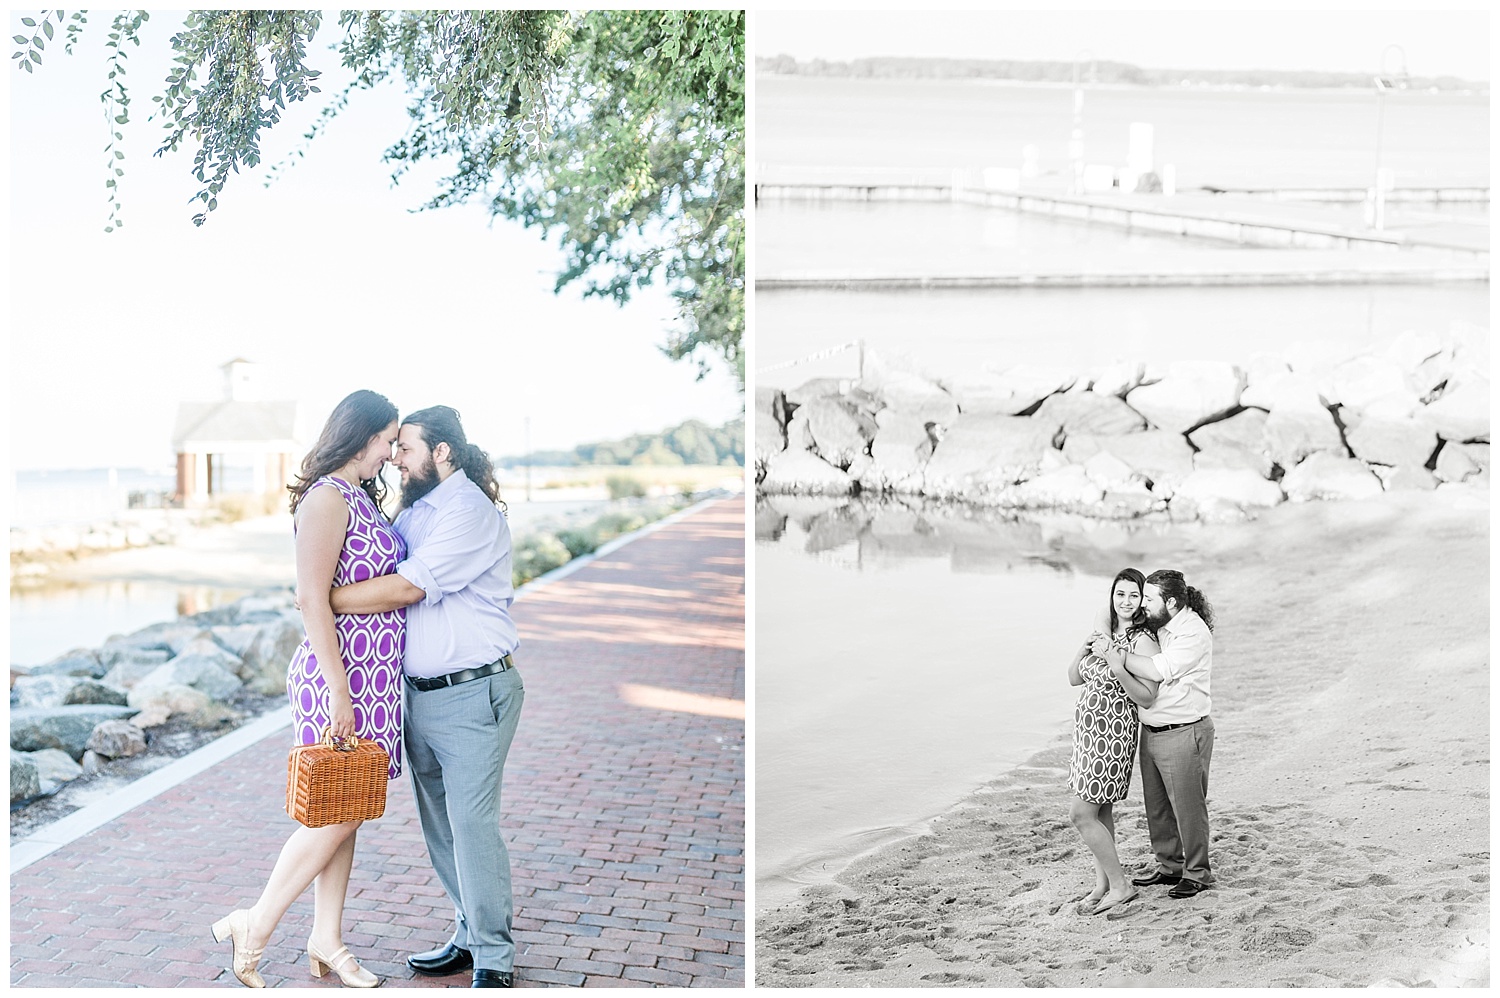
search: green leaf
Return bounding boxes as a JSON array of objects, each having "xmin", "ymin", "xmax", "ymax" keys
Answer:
[
  {"xmin": 115, "ymin": 115, "xmax": 128, "ymax": 124},
  {"xmin": 21, "ymin": 17, "xmax": 35, "ymax": 27},
  {"xmin": 42, "ymin": 20, "xmax": 53, "ymax": 40},
  {"xmin": 11, "ymin": 35, "xmax": 26, "ymax": 45},
  {"xmin": 22, "ymin": 59, "xmax": 32, "ymax": 72}
]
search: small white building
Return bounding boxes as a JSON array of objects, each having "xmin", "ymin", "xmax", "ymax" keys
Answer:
[{"xmin": 172, "ymin": 359, "xmax": 299, "ymax": 503}]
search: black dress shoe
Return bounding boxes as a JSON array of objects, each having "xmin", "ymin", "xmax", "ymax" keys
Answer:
[
  {"xmin": 407, "ymin": 940, "xmax": 474, "ymax": 976},
  {"xmin": 472, "ymin": 969, "xmax": 514, "ymax": 988},
  {"xmin": 1168, "ymin": 879, "xmax": 1210, "ymax": 899},
  {"xmin": 1132, "ymin": 870, "xmax": 1182, "ymax": 887}
]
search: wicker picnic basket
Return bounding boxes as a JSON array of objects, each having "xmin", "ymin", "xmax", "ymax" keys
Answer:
[{"xmin": 286, "ymin": 729, "xmax": 389, "ymax": 828}]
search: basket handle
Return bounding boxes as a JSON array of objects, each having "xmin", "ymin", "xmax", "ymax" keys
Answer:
[{"xmin": 320, "ymin": 726, "xmax": 362, "ymax": 752}]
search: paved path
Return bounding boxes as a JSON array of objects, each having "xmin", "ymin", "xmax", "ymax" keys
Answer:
[{"xmin": 9, "ymin": 497, "xmax": 745, "ymax": 988}]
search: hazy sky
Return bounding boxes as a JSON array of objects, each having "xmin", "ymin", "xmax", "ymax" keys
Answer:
[
  {"xmin": 755, "ymin": 9, "xmax": 1491, "ymax": 82},
  {"xmin": 7, "ymin": 12, "xmax": 742, "ymax": 472}
]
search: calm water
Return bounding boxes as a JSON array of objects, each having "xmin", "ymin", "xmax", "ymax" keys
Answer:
[
  {"xmin": 757, "ymin": 76, "xmax": 1488, "ymax": 189},
  {"xmin": 754, "ymin": 497, "xmax": 1185, "ymax": 913},
  {"xmin": 10, "ymin": 581, "xmax": 249, "ymax": 667}
]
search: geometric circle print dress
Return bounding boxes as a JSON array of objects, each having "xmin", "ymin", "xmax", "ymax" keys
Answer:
[
  {"xmin": 286, "ymin": 475, "xmax": 407, "ymax": 780},
  {"xmin": 1067, "ymin": 629, "xmax": 1140, "ymax": 804}
]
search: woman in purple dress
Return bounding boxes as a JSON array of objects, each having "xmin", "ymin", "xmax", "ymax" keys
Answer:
[{"xmin": 212, "ymin": 390, "xmax": 405, "ymax": 989}]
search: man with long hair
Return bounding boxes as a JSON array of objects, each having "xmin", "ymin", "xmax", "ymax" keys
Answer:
[
  {"xmin": 327, "ymin": 405, "xmax": 523, "ymax": 988},
  {"xmin": 1097, "ymin": 568, "xmax": 1216, "ymax": 901}
]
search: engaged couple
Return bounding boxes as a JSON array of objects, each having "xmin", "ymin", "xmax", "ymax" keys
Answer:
[
  {"xmin": 1067, "ymin": 567, "xmax": 1216, "ymax": 916},
  {"xmin": 211, "ymin": 391, "xmax": 524, "ymax": 989}
]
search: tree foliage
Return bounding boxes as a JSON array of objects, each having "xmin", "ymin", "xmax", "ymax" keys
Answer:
[
  {"xmin": 499, "ymin": 417, "xmax": 744, "ymax": 469},
  {"xmin": 16, "ymin": 9, "xmax": 745, "ymax": 384}
]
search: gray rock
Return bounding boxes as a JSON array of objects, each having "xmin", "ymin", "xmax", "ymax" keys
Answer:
[
  {"xmin": 1434, "ymin": 441, "xmax": 1488, "ymax": 484},
  {"xmin": 1003, "ymin": 465, "xmax": 1105, "ymax": 509},
  {"xmin": 1240, "ymin": 371, "xmax": 1330, "ymax": 413},
  {"xmin": 11, "ymin": 704, "xmax": 140, "ymax": 759},
  {"xmin": 101, "ymin": 659, "xmax": 171, "ymax": 692},
  {"xmin": 1370, "ymin": 464, "xmax": 1438, "ymax": 492},
  {"xmin": 1125, "ymin": 361, "xmax": 1245, "ymax": 434},
  {"xmin": 1344, "ymin": 412, "xmax": 1440, "ymax": 470},
  {"xmin": 210, "ymin": 623, "xmax": 264, "ymax": 659},
  {"xmin": 869, "ymin": 371, "xmax": 959, "ymax": 428},
  {"xmin": 943, "ymin": 365, "xmax": 1076, "ymax": 415},
  {"xmin": 19, "ymin": 747, "xmax": 84, "ymax": 786},
  {"xmin": 138, "ymin": 654, "xmax": 244, "ymax": 702},
  {"xmin": 16, "ymin": 648, "xmax": 106, "ymax": 679},
  {"xmin": 1033, "ymin": 392, "xmax": 1148, "ymax": 440},
  {"xmin": 1062, "ymin": 431, "xmax": 1196, "ymax": 498},
  {"xmin": 1174, "ymin": 469, "xmax": 1284, "ymax": 518},
  {"xmin": 785, "ymin": 377, "xmax": 847, "ymax": 408},
  {"xmin": 97, "ymin": 645, "xmax": 173, "ymax": 673},
  {"xmin": 1281, "ymin": 453, "xmax": 1384, "ymax": 502},
  {"xmin": 63, "ymin": 679, "xmax": 130, "ymax": 707},
  {"xmin": 869, "ymin": 413, "xmax": 937, "ymax": 493},
  {"xmin": 1325, "ymin": 355, "xmax": 1413, "ymax": 411},
  {"xmin": 1261, "ymin": 380, "xmax": 1345, "ymax": 470},
  {"xmin": 87, "ymin": 719, "xmax": 149, "ymax": 760},
  {"xmin": 238, "ymin": 618, "xmax": 303, "ymax": 696},
  {"xmin": 922, "ymin": 415, "xmax": 1062, "ymax": 498},
  {"xmin": 1088, "ymin": 361, "xmax": 1147, "ymax": 399},
  {"xmin": 174, "ymin": 634, "xmax": 243, "ymax": 669},
  {"xmin": 11, "ymin": 756, "xmax": 40, "ymax": 803},
  {"xmin": 81, "ymin": 750, "xmax": 108, "ymax": 774},
  {"xmin": 127, "ymin": 683, "xmax": 214, "ymax": 728},
  {"xmin": 759, "ymin": 450, "xmax": 856, "ymax": 496},
  {"xmin": 11, "ymin": 674, "xmax": 85, "ymax": 709},
  {"xmin": 1188, "ymin": 408, "xmax": 1274, "ymax": 478},
  {"xmin": 1422, "ymin": 373, "xmax": 1489, "ymax": 443},
  {"xmin": 754, "ymin": 386, "xmax": 789, "ymax": 468},
  {"xmin": 801, "ymin": 397, "xmax": 878, "ymax": 470}
]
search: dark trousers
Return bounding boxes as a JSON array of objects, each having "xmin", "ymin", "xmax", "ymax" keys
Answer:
[{"xmin": 1138, "ymin": 716, "xmax": 1215, "ymax": 885}]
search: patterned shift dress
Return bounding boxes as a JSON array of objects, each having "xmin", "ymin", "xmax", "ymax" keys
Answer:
[
  {"xmin": 1068, "ymin": 630, "xmax": 1139, "ymax": 804},
  {"xmin": 286, "ymin": 476, "xmax": 407, "ymax": 779}
]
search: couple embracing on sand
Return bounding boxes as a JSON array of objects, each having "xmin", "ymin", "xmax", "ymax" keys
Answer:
[
  {"xmin": 212, "ymin": 391, "xmax": 522, "ymax": 988},
  {"xmin": 1067, "ymin": 568, "xmax": 1215, "ymax": 916}
]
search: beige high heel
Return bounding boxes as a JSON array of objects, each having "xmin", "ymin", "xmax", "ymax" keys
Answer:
[
  {"xmin": 308, "ymin": 939, "xmax": 381, "ymax": 988},
  {"xmin": 210, "ymin": 909, "xmax": 266, "ymax": 988}
]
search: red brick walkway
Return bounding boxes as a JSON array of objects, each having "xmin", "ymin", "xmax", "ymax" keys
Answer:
[{"xmin": 10, "ymin": 497, "xmax": 745, "ymax": 988}]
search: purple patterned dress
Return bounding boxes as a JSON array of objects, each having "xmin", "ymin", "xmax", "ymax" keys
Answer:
[{"xmin": 287, "ymin": 476, "xmax": 406, "ymax": 779}]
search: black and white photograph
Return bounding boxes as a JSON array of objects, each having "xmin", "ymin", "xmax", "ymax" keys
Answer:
[{"xmin": 752, "ymin": 9, "xmax": 1488, "ymax": 988}]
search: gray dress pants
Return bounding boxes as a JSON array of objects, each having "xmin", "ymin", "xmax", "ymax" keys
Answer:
[
  {"xmin": 404, "ymin": 666, "xmax": 525, "ymax": 971},
  {"xmin": 1138, "ymin": 716, "xmax": 1215, "ymax": 885}
]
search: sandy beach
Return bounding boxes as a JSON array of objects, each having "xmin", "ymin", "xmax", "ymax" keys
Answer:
[{"xmin": 755, "ymin": 485, "xmax": 1488, "ymax": 987}]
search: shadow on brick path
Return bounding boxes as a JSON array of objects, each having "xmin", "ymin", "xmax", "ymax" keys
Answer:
[{"xmin": 10, "ymin": 497, "xmax": 745, "ymax": 988}]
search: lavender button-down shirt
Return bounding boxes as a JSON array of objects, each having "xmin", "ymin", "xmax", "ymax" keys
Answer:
[{"xmin": 392, "ymin": 469, "xmax": 519, "ymax": 679}]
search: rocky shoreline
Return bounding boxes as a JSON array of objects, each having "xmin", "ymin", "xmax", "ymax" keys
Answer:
[
  {"xmin": 10, "ymin": 590, "xmax": 302, "ymax": 815},
  {"xmin": 754, "ymin": 329, "xmax": 1487, "ymax": 520}
]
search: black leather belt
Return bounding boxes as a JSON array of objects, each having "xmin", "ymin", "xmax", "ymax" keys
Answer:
[
  {"xmin": 1144, "ymin": 716, "xmax": 1204, "ymax": 734},
  {"xmin": 406, "ymin": 654, "xmax": 513, "ymax": 692}
]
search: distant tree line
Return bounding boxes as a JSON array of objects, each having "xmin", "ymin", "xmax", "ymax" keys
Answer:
[
  {"xmin": 499, "ymin": 418, "xmax": 744, "ymax": 468},
  {"xmin": 757, "ymin": 55, "xmax": 1484, "ymax": 93}
]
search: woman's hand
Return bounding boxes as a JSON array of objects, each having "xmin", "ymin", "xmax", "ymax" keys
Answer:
[
  {"xmin": 1090, "ymin": 633, "xmax": 1113, "ymax": 657},
  {"xmin": 326, "ymin": 688, "xmax": 357, "ymax": 738}
]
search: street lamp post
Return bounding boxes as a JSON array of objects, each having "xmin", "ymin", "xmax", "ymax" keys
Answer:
[{"xmin": 1370, "ymin": 44, "xmax": 1409, "ymax": 231}]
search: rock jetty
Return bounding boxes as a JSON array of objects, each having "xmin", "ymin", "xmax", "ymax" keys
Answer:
[
  {"xmin": 10, "ymin": 590, "xmax": 302, "ymax": 803},
  {"xmin": 755, "ymin": 331, "xmax": 1488, "ymax": 520}
]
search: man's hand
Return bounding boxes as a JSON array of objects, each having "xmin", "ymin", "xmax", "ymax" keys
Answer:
[
  {"xmin": 1104, "ymin": 645, "xmax": 1126, "ymax": 669},
  {"xmin": 1090, "ymin": 634, "xmax": 1113, "ymax": 657}
]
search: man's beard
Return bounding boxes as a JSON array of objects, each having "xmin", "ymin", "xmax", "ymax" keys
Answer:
[
  {"xmin": 400, "ymin": 455, "xmax": 441, "ymax": 507},
  {"xmin": 1144, "ymin": 605, "xmax": 1171, "ymax": 631}
]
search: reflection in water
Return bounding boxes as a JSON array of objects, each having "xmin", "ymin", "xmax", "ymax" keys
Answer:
[
  {"xmin": 754, "ymin": 494, "xmax": 1197, "ymax": 914},
  {"xmin": 10, "ymin": 581, "xmax": 248, "ymax": 666}
]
